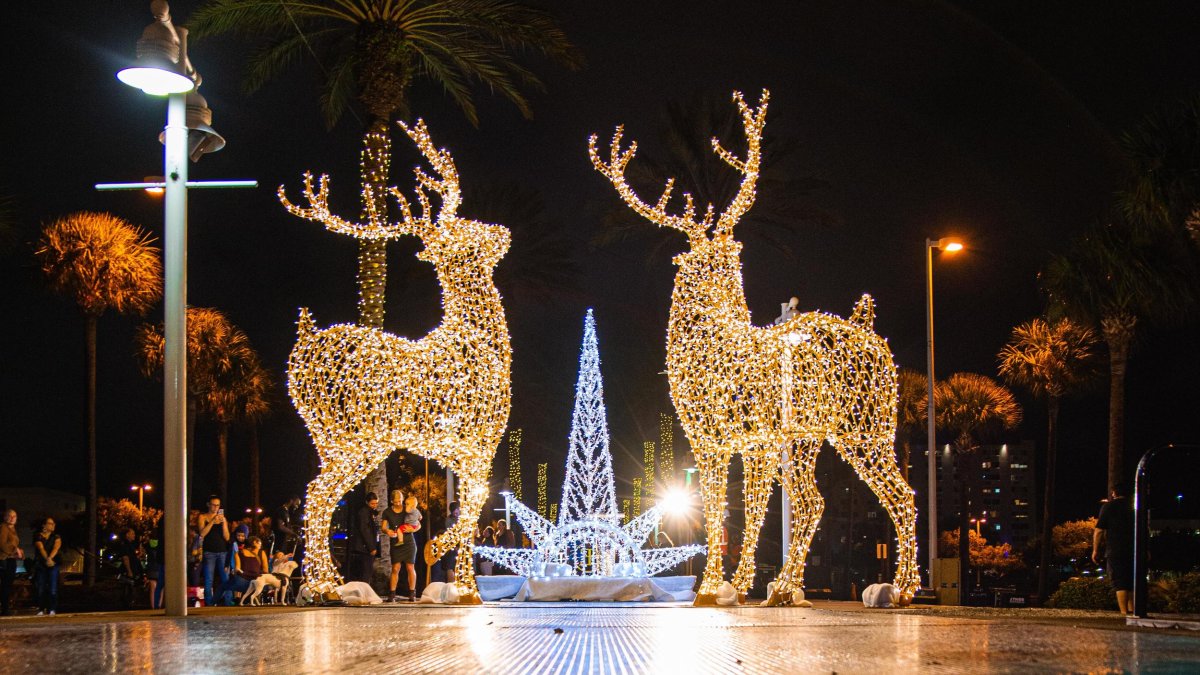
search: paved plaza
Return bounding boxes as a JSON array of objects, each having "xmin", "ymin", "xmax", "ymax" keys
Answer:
[{"xmin": 1, "ymin": 601, "xmax": 1198, "ymax": 673}]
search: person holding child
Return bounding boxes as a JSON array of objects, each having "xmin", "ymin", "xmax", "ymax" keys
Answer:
[{"xmin": 381, "ymin": 490, "xmax": 422, "ymax": 601}]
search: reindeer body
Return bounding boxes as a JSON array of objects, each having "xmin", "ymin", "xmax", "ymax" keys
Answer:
[
  {"xmin": 283, "ymin": 120, "xmax": 511, "ymax": 601},
  {"xmin": 591, "ymin": 90, "xmax": 920, "ymax": 605}
]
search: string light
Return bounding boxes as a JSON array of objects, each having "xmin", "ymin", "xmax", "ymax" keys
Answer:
[
  {"xmin": 537, "ymin": 463, "xmax": 548, "ymax": 519},
  {"xmin": 622, "ymin": 499, "xmax": 631, "ymax": 523},
  {"xmin": 644, "ymin": 441, "xmax": 656, "ymax": 502},
  {"xmin": 590, "ymin": 89, "xmax": 919, "ymax": 606},
  {"xmin": 284, "ymin": 119, "xmax": 512, "ymax": 604},
  {"xmin": 632, "ymin": 478, "xmax": 643, "ymax": 517},
  {"xmin": 507, "ymin": 428, "xmax": 524, "ymax": 501},
  {"xmin": 659, "ymin": 413, "xmax": 675, "ymax": 486},
  {"xmin": 476, "ymin": 310, "xmax": 701, "ymax": 576}
]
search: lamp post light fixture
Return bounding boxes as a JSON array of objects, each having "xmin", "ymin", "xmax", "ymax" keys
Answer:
[
  {"xmin": 925, "ymin": 236, "xmax": 963, "ymax": 584},
  {"xmin": 130, "ymin": 484, "xmax": 152, "ymax": 511},
  {"xmin": 103, "ymin": 0, "xmax": 256, "ymax": 618}
]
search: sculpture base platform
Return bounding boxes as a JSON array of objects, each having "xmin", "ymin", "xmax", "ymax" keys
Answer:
[{"xmin": 477, "ymin": 575, "xmax": 696, "ymax": 602}]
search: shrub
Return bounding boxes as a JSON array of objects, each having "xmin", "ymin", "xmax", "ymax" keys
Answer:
[
  {"xmin": 1046, "ymin": 576, "xmax": 1117, "ymax": 610},
  {"xmin": 1153, "ymin": 572, "xmax": 1200, "ymax": 614}
]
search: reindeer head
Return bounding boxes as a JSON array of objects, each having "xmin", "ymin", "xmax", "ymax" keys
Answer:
[
  {"xmin": 278, "ymin": 119, "xmax": 510, "ymax": 271},
  {"xmin": 589, "ymin": 90, "xmax": 768, "ymax": 273}
]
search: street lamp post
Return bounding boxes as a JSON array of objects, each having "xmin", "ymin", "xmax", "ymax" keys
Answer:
[
  {"xmin": 130, "ymin": 484, "xmax": 153, "ymax": 512},
  {"xmin": 925, "ymin": 236, "xmax": 963, "ymax": 585},
  {"xmin": 108, "ymin": 1, "xmax": 255, "ymax": 617}
]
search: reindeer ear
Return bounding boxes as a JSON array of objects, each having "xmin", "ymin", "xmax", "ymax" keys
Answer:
[{"xmin": 850, "ymin": 294, "xmax": 875, "ymax": 328}]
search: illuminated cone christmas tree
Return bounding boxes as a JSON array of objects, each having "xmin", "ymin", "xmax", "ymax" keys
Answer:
[{"xmin": 560, "ymin": 309, "xmax": 621, "ymax": 525}]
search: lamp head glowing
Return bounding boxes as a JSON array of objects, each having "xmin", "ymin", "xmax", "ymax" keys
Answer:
[
  {"xmin": 117, "ymin": 1, "xmax": 196, "ymax": 96},
  {"xmin": 936, "ymin": 238, "xmax": 964, "ymax": 253}
]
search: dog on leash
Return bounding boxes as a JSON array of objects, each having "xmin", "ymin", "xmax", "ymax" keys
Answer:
[{"xmin": 242, "ymin": 554, "xmax": 299, "ymax": 606}]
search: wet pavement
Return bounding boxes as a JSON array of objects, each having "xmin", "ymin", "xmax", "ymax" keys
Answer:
[{"xmin": 1, "ymin": 601, "xmax": 1198, "ymax": 673}]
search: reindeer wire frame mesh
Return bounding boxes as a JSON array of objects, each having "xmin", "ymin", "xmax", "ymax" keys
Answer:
[
  {"xmin": 589, "ymin": 89, "xmax": 920, "ymax": 605},
  {"xmin": 283, "ymin": 119, "xmax": 512, "ymax": 603}
]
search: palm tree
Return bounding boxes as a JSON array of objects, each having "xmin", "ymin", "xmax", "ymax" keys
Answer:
[
  {"xmin": 934, "ymin": 372, "xmax": 1022, "ymax": 599},
  {"xmin": 136, "ymin": 307, "xmax": 262, "ymax": 501},
  {"xmin": 34, "ymin": 211, "xmax": 163, "ymax": 586},
  {"xmin": 1118, "ymin": 94, "xmax": 1200, "ymax": 247},
  {"xmin": 894, "ymin": 368, "xmax": 928, "ymax": 483},
  {"xmin": 203, "ymin": 334, "xmax": 272, "ymax": 504},
  {"xmin": 594, "ymin": 91, "xmax": 835, "ymax": 263},
  {"xmin": 1043, "ymin": 219, "xmax": 1195, "ymax": 493},
  {"xmin": 998, "ymin": 317, "xmax": 1100, "ymax": 600}
]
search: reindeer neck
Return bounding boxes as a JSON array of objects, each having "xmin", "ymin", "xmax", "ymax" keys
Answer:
[
  {"xmin": 669, "ymin": 252, "xmax": 753, "ymax": 332},
  {"xmin": 434, "ymin": 265, "xmax": 507, "ymax": 333}
]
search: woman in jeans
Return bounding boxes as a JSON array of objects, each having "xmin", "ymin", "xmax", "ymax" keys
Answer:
[
  {"xmin": 220, "ymin": 536, "xmax": 267, "ymax": 605},
  {"xmin": 33, "ymin": 517, "xmax": 62, "ymax": 616},
  {"xmin": 198, "ymin": 496, "xmax": 230, "ymax": 606}
]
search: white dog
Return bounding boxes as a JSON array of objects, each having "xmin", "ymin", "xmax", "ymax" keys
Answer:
[{"xmin": 242, "ymin": 557, "xmax": 299, "ymax": 606}]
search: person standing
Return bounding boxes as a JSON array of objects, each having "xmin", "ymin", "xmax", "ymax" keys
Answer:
[
  {"xmin": 33, "ymin": 517, "xmax": 62, "ymax": 616},
  {"xmin": 273, "ymin": 496, "xmax": 302, "ymax": 556},
  {"xmin": 1, "ymin": 509, "xmax": 25, "ymax": 616},
  {"xmin": 347, "ymin": 492, "xmax": 379, "ymax": 584},
  {"xmin": 198, "ymin": 496, "xmax": 230, "ymax": 606},
  {"xmin": 145, "ymin": 525, "xmax": 164, "ymax": 610},
  {"xmin": 117, "ymin": 527, "xmax": 145, "ymax": 609},
  {"xmin": 380, "ymin": 490, "xmax": 407, "ymax": 602},
  {"xmin": 1093, "ymin": 482, "xmax": 1135, "ymax": 614}
]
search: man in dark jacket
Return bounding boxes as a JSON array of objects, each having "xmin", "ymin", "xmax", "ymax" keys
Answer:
[
  {"xmin": 1093, "ymin": 482, "xmax": 1135, "ymax": 614},
  {"xmin": 348, "ymin": 493, "xmax": 380, "ymax": 583}
]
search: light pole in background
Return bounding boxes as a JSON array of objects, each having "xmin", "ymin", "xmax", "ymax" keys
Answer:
[
  {"xmin": 130, "ymin": 484, "xmax": 153, "ymax": 512},
  {"xmin": 925, "ymin": 236, "xmax": 963, "ymax": 583},
  {"xmin": 107, "ymin": 0, "xmax": 254, "ymax": 616}
]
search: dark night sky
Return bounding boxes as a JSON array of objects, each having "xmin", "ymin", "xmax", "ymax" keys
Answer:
[{"xmin": 2, "ymin": 1, "xmax": 1198, "ymax": 525}]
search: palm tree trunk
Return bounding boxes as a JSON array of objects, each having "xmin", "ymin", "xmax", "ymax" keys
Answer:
[
  {"xmin": 899, "ymin": 439, "xmax": 911, "ymax": 483},
  {"xmin": 84, "ymin": 314, "xmax": 98, "ymax": 587},
  {"xmin": 217, "ymin": 421, "xmax": 229, "ymax": 502},
  {"xmin": 186, "ymin": 397, "xmax": 198, "ymax": 505},
  {"xmin": 360, "ymin": 119, "xmax": 393, "ymax": 581},
  {"xmin": 958, "ymin": 473, "xmax": 970, "ymax": 604},
  {"xmin": 1102, "ymin": 314, "xmax": 1135, "ymax": 493},
  {"xmin": 250, "ymin": 423, "xmax": 261, "ymax": 529},
  {"xmin": 1037, "ymin": 396, "xmax": 1060, "ymax": 601}
]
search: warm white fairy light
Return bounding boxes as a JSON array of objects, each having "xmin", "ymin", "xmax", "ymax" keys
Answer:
[
  {"xmin": 285, "ymin": 119, "xmax": 512, "ymax": 603},
  {"xmin": 476, "ymin": 309, "xmax": 702, "ymax": 577},
  {"xmin": 537, "ymin": 463, "xmax": 548, "ymax": 519},
  {"xmin": 644, "ymin": 441, "xmax": 656, "ymax": 502},
  {"xmin": 590, "ymin": 89, "xmax": 919, "ymax": 606},
  {"xmin": 507, "ymin": 428, "xmax": 524, "ymax": 501},
  {"xmin": 659, "ymin": 413, "xmax": 675, "ymax": 486},
  {"xmin": 632, "ymin": 478, "xmax": 643, "ymax": 517}
]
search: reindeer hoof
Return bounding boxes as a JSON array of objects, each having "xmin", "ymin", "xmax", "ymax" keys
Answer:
[
  {"xmin": 763, "ymin": 589, "xmax": 793, "ymax": 607},
  {"xmin": 693, "ymin": 593, "xmax": 719, "ymax": 607},
  {"xmin": 453, "ymin": 591, "xmax": 483, "ymax": 605}
]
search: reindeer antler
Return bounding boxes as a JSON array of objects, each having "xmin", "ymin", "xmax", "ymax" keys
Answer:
[
  {"xmin": 589, "ymin": 89, "xmax": 769, "ymax": 243},
  {"xmin": 711, "ymin": 89, "xmax": 768, "ymax": 237},
  {"xmin": 278, "ymin": 171, "xmax": 411, "ymax": 241},
  {"xmin": 388, "ymin": 119, "xmax": 462, "ymax": 238},
  {"xmin": 589, "ymin": 126, "xmax": 713, "ymax": 244}
]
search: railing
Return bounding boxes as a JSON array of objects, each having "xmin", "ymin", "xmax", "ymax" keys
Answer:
[{"xmin": 1132, "ymin": 443, "xmax": 1200, "ymax": 618}]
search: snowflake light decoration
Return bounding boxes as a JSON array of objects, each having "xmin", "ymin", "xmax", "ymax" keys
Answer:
[{"xmin": 477, "ymin": 310, "xmax": 703, "ymax": 577}]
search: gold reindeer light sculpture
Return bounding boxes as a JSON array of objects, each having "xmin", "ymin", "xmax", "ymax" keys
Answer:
[
  {"xmin": 590, "ymin": 90, "xmax": 920, "ymax": 605},
  {"xmin": 282, "ymin": 120, "xmax": 512, "ymax": 603}
]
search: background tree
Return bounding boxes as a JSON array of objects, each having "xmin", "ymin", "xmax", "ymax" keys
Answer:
[
  {"xmin": 1118, "ymin": 94, "xmax": 1200, "ymax": 248},
  {"xmin": 204, "ymin": 340, "xmax": 272, "ymax": 507},
  {"xmin": 97, "ymin": 497, "xmax": 163, "ymax": 541},
  {"xmin": 894, "ymin": 368, "xmax": 928, "ymax": 482},
  {"xmin": 1052, "ymin": 518, "xmax": 1097, "ymax": 561},
  {"xmin": 939, "ymin": 529, "xmax": 1025, "ymax": 581},
  {"xmin": 594, "ymin": 91, "xmax": 834, "ymax": 264},
  {"xmin": 189, "ymin": 0, "xmax": 582, "ymax": 542},
  {"xmin": 934, "ymin": 372, "xmax": 1022, "ymax": 597},
  {"xmin": 136, "ymin": 307, "xmax": 262, "ymax": 501},
  {"xmin": 34, "ymin": 211, "xmax": 163, "ymax": 586},
  {"xmin": 1043, "ymin": 219, "xmax": 1194, "ymax": 494},
  {"xmin": 998, "ymin": 316, "xmax": 1100, "ymax": 600}
]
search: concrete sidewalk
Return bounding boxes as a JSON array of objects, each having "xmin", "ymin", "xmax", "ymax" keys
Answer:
[{"xmin": 0, "ymin": 601, "xmax": 1196, "ymax": 673}]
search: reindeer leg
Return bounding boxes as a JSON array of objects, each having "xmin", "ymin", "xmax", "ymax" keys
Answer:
[
  {"xmin": 846, "ymin": 443, "xmax": 921, "ymax": 604},
  {"xmin": 302, "ymin": 459, "xmax": 366, "ymax": 596},
  {"xmin": 693, "ymin": 448, "xmax": 732, "ymax": 606},
  {"xmin": 447, "ymin": 465, "xmax": 487, "ymax": 605},
  {"xmin": 731, "ymin": 450, "xmax": 776, "ymax": 602},
  {"xmin": 770, "ymin": 440, "xmax": 823, "ymax": 607}
]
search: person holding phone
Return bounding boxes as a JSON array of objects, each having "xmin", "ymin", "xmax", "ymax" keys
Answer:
[{"xmin": 198, "ymin": 496, "xmax": 230, "ymax": 606}]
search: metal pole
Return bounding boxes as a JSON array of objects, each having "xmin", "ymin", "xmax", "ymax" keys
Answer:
[
  {"xmin": 925, "ymin": 240, "xmax": 938, "ymax": 585},
  {"xmin": 163, "ymin": 92, "xmax": 189, "ymax": 617}
]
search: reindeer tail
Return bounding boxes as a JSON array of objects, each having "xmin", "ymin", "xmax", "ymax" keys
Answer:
[
  {"xmin": 850, "ymin": 294, "xmax": 875, "ymax": 328},
  {"xmin": 297, "ymin": 308, "xmax": 316, "ymax": 337}
]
